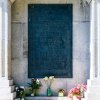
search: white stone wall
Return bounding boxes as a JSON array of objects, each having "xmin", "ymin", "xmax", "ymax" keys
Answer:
[{"xmin": 11, "ymin": 0, "xmax": 90, "ymax": 96}]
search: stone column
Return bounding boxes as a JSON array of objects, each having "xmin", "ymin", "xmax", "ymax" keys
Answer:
[
  {"xmin": 0, "ymin": 0, "xmax": 16, "ymax": 99},
  {"xmin": 90, "ymin": 0, "xmax": 97, "ymax": 80},
  {"xmin": 97, "ymin": 0, "xmax": 100, "ymax": 78},
  {"xmin": 0, "ymin": 0, "xmax": 2, "ymax": 78}
]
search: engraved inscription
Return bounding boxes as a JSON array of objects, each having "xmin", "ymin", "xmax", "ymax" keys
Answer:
[{"xmin": 28, "ymin": 4, "xmax": 73, "ymax": 78}]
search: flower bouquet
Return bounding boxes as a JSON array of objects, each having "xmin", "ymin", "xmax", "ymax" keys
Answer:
[
  {"xmin": 77, "ymin": 84, "xmax": 87, "ymax": 97},
  {"xmin": 68, "ymin": 84, "xmax": 87, "ymax": 100},
  {"xmin": 15, "ymin": 86, "xmax": 26, "ymax": 100},
  {"xmin": 43, "ymin": 76, "xmax": 55, "ymax": 96},
  {"xmin": 28, "ymin": 78, "xmax": 42, "ymax": 96}
]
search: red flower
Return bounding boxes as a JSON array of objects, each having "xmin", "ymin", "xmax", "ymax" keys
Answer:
[
  {"xmin": 82, "ymin": 84, "xmax": 87, "ymax": 90},
  {"xmin": 76, "ymin": 95, "xmax": 81, "ymax": 99},
  {"xmin": 32, "ymin": 78, "xmax": 35, "ymax": 81}
]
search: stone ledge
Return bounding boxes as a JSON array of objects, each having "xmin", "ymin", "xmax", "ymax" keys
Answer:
[
  {"xmin": 25, "ymin": 96, "xmax": 85, "ymax": 100},
  {"xmin": 25, "ymin": 96, "xmax": 71, "ymax": 100}
]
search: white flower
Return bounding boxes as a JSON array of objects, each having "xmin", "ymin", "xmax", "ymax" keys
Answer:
[
  {"xmin": 20, "ymin": 86, "xmax": 24, "ymax": 89},
  {"xmin": 15, "ymin": 87, "xmax": 18, "ymax": 90},
  {"xmin": 36, "ymin": 79, "xmax": 40, "ymax": 84}
]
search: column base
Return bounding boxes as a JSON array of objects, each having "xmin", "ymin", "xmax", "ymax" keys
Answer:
[
  {"xmin": 0, "ymin": 79, "xmax": 16, "ymax": 100},
  {"xmin": 85, "ymin": 79, "xmax": 100, "ymax": 100}
]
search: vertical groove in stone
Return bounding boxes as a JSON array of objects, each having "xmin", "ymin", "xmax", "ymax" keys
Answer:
[
  {"xmin": 4, "ymin": 0, "xmax": 9, "ymax": 79},
  {"xmin": 2, "ymin": 2, "xmax": 5, "ymax": 77},
  {"xmin": 0, "ymin": 0, "xmax": 3, "ymax": 78},
  {"xmin": 97, "ymin": 1, "xmax": 100, "ymax": 78}
]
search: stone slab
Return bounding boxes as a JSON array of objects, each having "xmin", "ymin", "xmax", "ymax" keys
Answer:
[{"xmin": 11, "ymin": 0, "xmax": 90, "ymax": 96}]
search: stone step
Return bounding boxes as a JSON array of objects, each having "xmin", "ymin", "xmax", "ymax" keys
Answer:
[
  {"xmin": 85, "ymin": 92, "xmax": 100, "ymax": 100},
  {"xmin": 0, "ymin": 80, "xmax": 13, "ymax": 87},
  {"xmin": 14, "ymin": 98, "xmax": 20, "ymax": 100},
  {"xmin": 0, "ymin": 86, "xmax": 15, "ymax": 94},
  {"xmin": 87, "ymin": 86, "xmax": 100, "ymax": 93},
  {"xmin": 87, "ymin": 79, "xmax": 100, "ymax": 86},
  {"xmin": 81, "ymin": 98, "xmax": 85, "ymax": 100},
  {"xmin": 0, "ymin": 92, "xmax": 16, "ymax": 100}
]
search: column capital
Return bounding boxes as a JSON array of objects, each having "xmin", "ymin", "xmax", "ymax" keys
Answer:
[
  {"xmin": 86, "ymin": 0, "xmax": 92, "ymax": 3},
  {"xmin": 97, "ymin": 0, "xmax": 100, "ymax": 3},
  {"xmin": 93, "ymin": 0, "xmax": 96, "ymax": 1},
  {"xmin": 8, "ymin": 0, "xmax": 16, "ymax": 5},
  {"xmin": 92, "ymin": 0, "xmax": 97, "ymax": 2},
  {"xmin": 90, "ymin": 0, "xmax": 97, "ymax": 2}
]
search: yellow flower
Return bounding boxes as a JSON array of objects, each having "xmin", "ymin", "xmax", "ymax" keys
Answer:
[
  {"xmin": 49, "ymin": 76, "xmax": 54, "ymax": 80},
  {"xmin": 43, "ymin": 76, "xmax": 48, "ymax": 81}
]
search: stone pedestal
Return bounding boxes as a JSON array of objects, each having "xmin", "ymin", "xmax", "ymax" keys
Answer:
[
  {"xmin": 85, "ymin": 79, "xmax": 100, "ymax": 100},
  {"xmin": 0, "ymin": 79, "xmax": 16, "ymax": 99}
]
